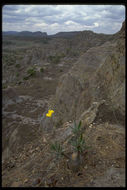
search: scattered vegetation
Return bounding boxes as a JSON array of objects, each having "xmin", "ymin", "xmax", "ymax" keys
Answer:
[
  {"xmin": 23, "ymin": 76, "xmax": 29, "ymax": 80},
  {"xmin": 71, "ymin": 51, "xmax": 79, "ymax": 57},
  {"xmin": 17, "ymin": 81, "xmax": 22, "ymax": 85},
  {"xmin": 51, "ymin": 120, "xmax": 86, "ymax": 171},
  {"xmin": 3, "ymin": 84, "xmax": 7, "ymax": 89},
  {"xmin": 70, "ymin": 121, "xmax": 85, "ymax": 153},
  {"xmin": 23, "ymin": 67, "xmax": 36, "ymax": 81},
  {"xmin": 3, "ymin": 40, "xmax": 14, "ymax": 46},
  {"xmin": 41, "ymin": 38, "xmax": 50, "ymax": 44},
  {"xmin": 50, "ymin": 141, "xmax": 64, "ymax": 158},
  {"xmin": 66, "ymin": 48, "xmax": 71, "ymax": 54},
  {"xmin": 8, "ymin": 62, "xmax": 14, "ymax": 66},
  {"xmin": 27, "ymin": 67, "xmax": 36, "ymax": 77},
  {"xmin": 15, "ymin": 63, "xmax": 21, "ymax": 68},
  {"xmin": 48, "ymin": 55, "xmax": 61, "ymax": 64},
  {"xmin": 16, "ymin": 72, "xmax": 19, "ymax": 77},
  {"xmin": 40, "ymin": 67, "xmax": 44, "ymax": 72},
  {"xmin": 60, "ymin": 53, "xmax": 65, "ymax": 58}
]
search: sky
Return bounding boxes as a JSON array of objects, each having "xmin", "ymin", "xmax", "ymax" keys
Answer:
[{"xmin": 2, "ymin": 4, "xmax": 125, "ymax": 35}]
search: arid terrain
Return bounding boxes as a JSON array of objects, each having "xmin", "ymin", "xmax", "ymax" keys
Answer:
[{"xmin": 2, "ymin": 21, "xmax": 125, "ymax": 187}]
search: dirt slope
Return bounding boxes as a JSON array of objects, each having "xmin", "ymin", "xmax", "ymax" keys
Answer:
[{"xmin": 2, "ymin": 21, "xmax": 125, "ymax": 187}]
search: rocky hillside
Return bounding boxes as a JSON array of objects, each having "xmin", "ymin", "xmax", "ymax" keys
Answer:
[
  {"xmin": 2, "ymin": 21, "xmax": 125, "ymax": 187},
  {"xmin": 2, "ymin": 28, "xmax": 114, "ymax": 87},
  {"xmin": 43, "ymin": 21, "xmax": 125, "ymax": 130}
]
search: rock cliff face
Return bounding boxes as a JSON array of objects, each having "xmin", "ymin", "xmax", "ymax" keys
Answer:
[{"xmin": 41, "ymin": 21, "xmax": 125, "ymax": 131}]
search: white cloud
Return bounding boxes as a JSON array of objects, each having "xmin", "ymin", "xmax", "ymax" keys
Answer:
[
  {"xmin": 94, "ymin": 22, "xmax": 99, "ymax": 27},
  {"xmin": 35, "ymin": 22, "xmax": 48, "ymax": 27},
  {"xmin": 2, "ymin": 5, "xmax": 125, "ymax": 34},
  {"xmin": 65, "ymin": 20, "xmax": 77, "ymax": 25},
  {"xmin": 50, "ymin": 23, "xmax": 59, "ymax": 27}
]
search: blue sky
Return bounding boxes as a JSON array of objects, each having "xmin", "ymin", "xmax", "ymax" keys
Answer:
[{"xmin": 2, "ymin": 4, "xmax": 125, "ymax": 35}]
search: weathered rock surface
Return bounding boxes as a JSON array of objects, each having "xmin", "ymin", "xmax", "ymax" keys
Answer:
[
  {"xmin": 41, "ymin": 21, "xmax": 125, "ymax": 130},
  {"xmin": 2, "ymin": 87, "xmax": 22, "ymax": 107}
]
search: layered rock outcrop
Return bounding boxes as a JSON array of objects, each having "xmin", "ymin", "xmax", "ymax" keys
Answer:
[{"xmin": 41, "ymin": 21, "xmax": 125, "ymax": 131}]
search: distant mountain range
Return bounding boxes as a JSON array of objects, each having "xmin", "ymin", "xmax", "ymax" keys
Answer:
[
  {"xmin": 49, "ymin": 31, "xmax": 82, "ymax": 38},
  {"xmin": 3, "ymin": 31, "xmax": 48, "ymax": 37},
  {"xmin": 3, "ymin": 30, "xmax": 93, "ymax": 38},
  {"xmin": 3, "ymin": 30, "xmax": 113, "ymax": 39}
]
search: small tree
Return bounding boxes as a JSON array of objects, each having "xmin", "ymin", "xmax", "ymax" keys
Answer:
[
  {"xmin": 50, "ymin": 120, "xmax": 86, "ymax": 171},
  {"xmin": 70, "ymin": 121, "xmax": 85, "ymax": 154},
  {"xmin": 27, "ymin": 67, "xmax": 36, "ymax": 77}
]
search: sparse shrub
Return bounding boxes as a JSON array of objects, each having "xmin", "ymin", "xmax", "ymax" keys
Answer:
[
  {"xmin": 42, "ymin": 39, "xmax": 49, "ymax": 44},
  {"xmin": 66, "ymin": 48, "xmax": 71, "ymax": 54},
  {"xmin": 50, "ymin": 141, "xmax": 64, "ymax": 158},
  {"xmin": 40, "ymin": 67, "xmax": 44, "ymax": 72},
  {"xmin": 3, "ymin": 84, "xmax": 7, "ymax": 89},
  {"xmin": 70, "ymin": 121, "xmax": 85, "ymax": 153},
  {"xmin": 27, "ymin": 67, "xmax": 36, "ymax": 77},
  {"xmin": 17, "ymin": 81, "xmax": 22, "ymax": 85},
  {"xmin": 38, "ymin": 37, "xmax": 51, "ymax": 44},
  {"xmin": 71, "ymin": 51, "xmax": 78, "ymax": 57},
  {"xmin": 23, "ymin": 76, "xmax": 29, "ymax": 80},
  {"xmin": 51, "ymin": 120, "xmax": 86, "ymax": 170},
  {"xmin": 15, "ymin": 63, "xmax": 20, "ymax": 68},
  {"xmin": 60, "ymin": 53, "xmax": 65, "ymax": 58},
  {"xmin": 71, "ymin": 121, "xmax": 82, "ymax": 137},
  {"xmin": 7, "ymin": 58, "xmax": 14, "ymax": 66},
  {"xmin": 16, "ymin": 72, "xmax": 19, "ymax": 77},
  {"xmin": 48, "ymin": 55, "xmax": 61, "ymax": 64},
  {"xmin": 54, "ymin": 56, "xmax": 61, "ymax": 64},
  {"xmin": 71, "ymin": 133, "xmax": 85, "ymax": 153},
  {"xmin": 8, "ymin": 62, "xmax": 13, "ymax": 66}
]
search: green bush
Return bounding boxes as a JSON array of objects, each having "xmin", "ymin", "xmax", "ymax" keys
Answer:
[
  {"xmin": 71, "ymin": 52, "xmax": 78, "ymax": 57},
  {"xmin": 66, "ymin": 48, "xmax": 71, "ymax": 54},
  {"xmin": 16, "ymin": 72, "xmax": 19, "ymax": 77},
  {"xmin": 42, "ymin": 39, "xmax": 49, "ymax": 44},
  {"xmin": 48, "ymin": 55, "xmax": 61, "ymax": 64},
  {"xmin": 50, "ymin": 141, "xmax": 64, "ymax": 158},
  {"xmin": 15, "ymin": 63, "xmax": 20, "ymax": 68},
  {"xmin": 17, "ymin": 81, "xmax": 22, "ymax": 85},
  {"xmin": 3, "ymin": 84, "xmax": 7, "ymax": 89},
  {"xmin": 8, "ymin": 62, "xmax": 14, "ymax": 66},
  {"xmin": 51, "ymin": 120, "xmax": 86, "ymax": 158},
  {"xmin": 27, "ymin": 67, "xmax": 36, "ymax": 76},
  {"xmin": 50, "ymin": 120, "xmax": 87, "ymax": 172},
  {"xmin": 40, "ymin": 67, "xmax": 44, "ymax": 72},
  {"xmin": 71, "ymin": 121, "xmax": 82, "ymax": 136},
  {"xmin": 69, "ymin": 121, "xmax": 85, "ymax": 153},
  {"xmin": 71, "ymin": 133, "xmax": 85, "ymax": 153},
  {"xmin": 60, "ymin": 53, "xmax": 65, "ymax": 58},
  {"xmin": 23, "ymin": 76, "xmax": 29, "ymax": 80}
]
